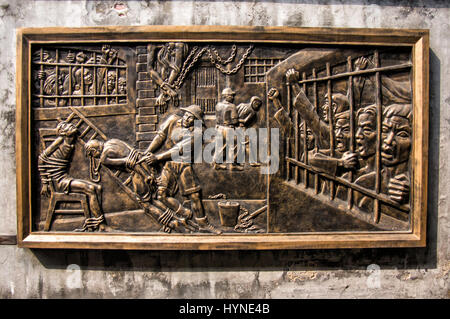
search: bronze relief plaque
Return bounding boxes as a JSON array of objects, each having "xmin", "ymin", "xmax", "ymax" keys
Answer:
[{"xmin": 16, "ymin": 26, "xmax": 429, "ymax": 249}]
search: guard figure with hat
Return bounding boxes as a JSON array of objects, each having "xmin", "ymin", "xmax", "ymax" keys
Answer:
[
  {"xmin": 144, "ymin": 105, "xmax": 222, "ymax": 234},
  {"xmin": 214, "ymin": 87, "xmax": 244, "ymax": 171}
]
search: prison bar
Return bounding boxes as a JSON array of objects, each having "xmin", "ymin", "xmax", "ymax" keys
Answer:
[
  {"xmin": 104, "ymin": 65, "xmax": 108, "ymax": 105},
  {"xmin": 68, "ymin": 53, "xmax": 73, "ymax": 106},
  {"xmin": 374, "ymin": 50, "xmax": 383, "ymax": 223},
  {"xmin": 294, "ymin": 94, "xmax": 300, "ymax": 184},
  {"xmin": 312, "ymin": 68, "xmax": 320, "ymax": 194},
  {"xmin": 93, "ymin": 52, "xmax": 97, "ymax": 105},
  {"xmin": 347, "ymin": 56, "xmax": 355, "ymax": 210},
  {"xmin": 286, "ymin": 157, "xmax": 409, "ymax": 213},
  {"xmin": 34, "ymin": 94, "xmax": 127, "ymax": 98},
  {"xmin": 297, "ymin": 63, "xmax": 412, "ymax": 85},
  {"xmin": 33, "ymin": 61, "xmax": 127, "ymax": 68},
  {"xmin": 39, "ymin": 48, "xmax": 44, "ymax": 108},
  {"xmin": 115, "ymin": 57, "xmax": 119, "ymax": 104},
  {"xmin": 326, "ymin": 62, "xmax": 335, "ymax": 200},
  {"xmin": 286, "ymin": 81, "xmax": 291, "ymax": 181},
  {"xmin": 302, "ymin": 72, "xmax": 309, "ymax": 188},
  {"xmin": 81, "ymin": 64, "xmax": 85, "ymax": 106},
  {"xmin": 55, "ymin": 49, "xmax": 59, "ymax": 107}
]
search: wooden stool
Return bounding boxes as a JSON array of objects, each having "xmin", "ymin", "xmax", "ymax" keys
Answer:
[{"xmin": 44, "ymin": 191, "xmax": 90, "ymax": 231}]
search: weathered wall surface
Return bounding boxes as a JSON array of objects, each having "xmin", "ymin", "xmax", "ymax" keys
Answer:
[{"xmin": 0, "ymin": 0, "xmax": 448, "ymax": 298}]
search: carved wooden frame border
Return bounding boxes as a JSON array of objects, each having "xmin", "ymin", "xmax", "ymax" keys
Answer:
[{"xmin": 16, "ymin": 26, "xmax": 429, "ymax": 250}]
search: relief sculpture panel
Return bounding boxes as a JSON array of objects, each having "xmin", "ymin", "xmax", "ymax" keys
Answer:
[{"xmin": 16, "ymin": 27, "xmax": 429, "ymax": 249}]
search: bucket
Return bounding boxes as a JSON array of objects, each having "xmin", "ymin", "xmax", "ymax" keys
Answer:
[{"xmin": 218, "ymin": 201, "xmax": 240, "ymax": 227}]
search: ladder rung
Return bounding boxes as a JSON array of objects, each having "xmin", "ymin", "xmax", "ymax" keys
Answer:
[
  {"xmin": 65, "ymin": 113, "xmax": 76, "ymax": 123},
  {"xmin": 80, "ymin": 126, "xmax": 91, "ymax": 138},
  {"xmin": 123, "ymin": 176, "xmax": 132, "ymax": 186},
  {"xmin": 54, "ymin": 209, "xmax": 85, "ymax": 214}
]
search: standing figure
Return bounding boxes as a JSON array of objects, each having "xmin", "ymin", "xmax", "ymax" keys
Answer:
[
  {"xmin": 237, "ymin": 96, "xmax": 262, "ymax": 127},
  {"xmin": 144, "ymin": 105, "xmax": 222, "ymax": 234},
  {"xmin": 38, "ymin": 121, "xmax": 106, "ymax": 232},
  {"xmin": 236, "ymin": 96, "xmax": 263, "ymax": 166}
]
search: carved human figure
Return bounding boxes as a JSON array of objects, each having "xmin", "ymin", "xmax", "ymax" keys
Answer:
[
  {"xmin": 99, "ymin": 70, "xmax": 117, "ymax": 95},
  {"xmin": 267, "ymin": 88, "xmax": 314, "ymax": 160},
  {"xmin": 308, "ymin": 111, "xmax": 358, "ymax": 177},
  {"xmin": 320, "ymin": 93, "xmax": 349, "ymax": 122},
  {"xmin": 147, "ymin": 42, "xmax": 188, "ymax": 108},
  {"xmin": 38, "ymin": 121, "xmax": 106, "ymax": 232},
  {"xmin": 299, "ymin": 122, "xmax": 315, "ymax": 154},
  {"xmin": 84, "ymin": 138, "xmax": 198, "ymax": 233},
  {"xmin": 213, "ymin": 88, "xmax": 243, "ymax": 171},
  {"xmin": 235, "ymin": 96, "xmax": 263, "ymax": 166},
  {"xmin": 380, "ymin": 103, "xmax": 412, "ymax": 203},
  {"xmin": 354, "ymin": 105, "xmax": 378, "ymax": 176},
  {"xmin": 335, "ymin": 105, "xmax": 377, "ymax": 200},
  {"xmin": 117, "ymin": 77, "xmax": 127, "ymax": 103},
  {"xmin": 237, "ymin": 96, "xmax": 262, "ymax": 127},
  {"xmin": 281, "ymin": 71, "xmax": 359, "ymax": 176},
  {"xmin": 40, "ymin": 71, "xmax": 69, "ymax": 107},
  {"xmin": 84, "ymin": 139, "xmax": 156, "ymax": 202},
  {"xmin": 144, "ymin": 105, "xmax": 222, "ymax": 234},
  {"xmin": 73, "ymin": 67, "xmax": 94, "ymax": 95},
  {"xmin": 118, "ymin": 77, "xmax": 127, "ymax": 95}
]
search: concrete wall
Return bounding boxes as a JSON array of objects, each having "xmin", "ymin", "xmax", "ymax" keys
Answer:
[{"xmin": 0, "ymin": 0, "xmax": 448, "ymax": 298}]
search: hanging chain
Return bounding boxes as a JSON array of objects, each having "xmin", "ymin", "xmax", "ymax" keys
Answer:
[
  {"xmin": 173, "ymin": 46, "xmax": 207, "ymax": 89},
  {"xmin": 208, "ymin": 45, "xmax": 253, "ymax": 75},
  {"xmin": 173, "ymin": 46, "xmax": 198, "ymax": 87},
  {"xmin": 173, "ymin": 44, "xmax": 253, "ymax": 89},
  {"xmin": 208, "ymin": 44, "xmax": 237, "ymax": 65}
]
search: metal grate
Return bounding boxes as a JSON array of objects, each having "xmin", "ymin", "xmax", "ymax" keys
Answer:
[{"xmin": 244, "ymin": 58, "xmax": 283, "ymax": 83}]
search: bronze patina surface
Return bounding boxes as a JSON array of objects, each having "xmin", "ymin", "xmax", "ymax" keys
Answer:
[{"xmin": 16, "ymin": 26, "xmax": 429, "ymax": 249}]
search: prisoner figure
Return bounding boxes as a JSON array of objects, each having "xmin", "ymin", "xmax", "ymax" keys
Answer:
[
  {"xmin": 147, "ymin": 42, "xmax": 188, "ymax": 109},
  {"xmin": 84, "ymin": 138, "xmax": 156, "ymax": 202},
  {"xmin": 284, "ymin": 69, "xmax": 358, "ymax": 174},
  {"xmin": 267, "ymin": 88, "xmax": 314, "ymax": 161},
  {"xmin": 237, "ymin": 96, "xmax": 262, "ymax": 127},
  {"xmin": 38, "ymin": 121, "xmax": 106, "ymax": 232},
  {"xmin": 354, "ymin": 103, "xmax": 412, "ymax": 219},
  {"xmin": 118, "ymin": 77, "xmax": 127, "ymax": 103},
  {"xmin": 334, "ymin": 105, "xmax": 378, "ymax": 200}
]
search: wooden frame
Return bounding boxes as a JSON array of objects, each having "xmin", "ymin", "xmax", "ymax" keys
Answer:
[{"xmin": 16, "ymin": 26, "xmax": 429, "ymax": 250}]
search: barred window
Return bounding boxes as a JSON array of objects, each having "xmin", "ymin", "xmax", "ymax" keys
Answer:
[
  {"xmin": 195, "ymin": 66, "xmax": 217, "ymax": 88},
  {"xmin": 196, "ymin": 98, "xmax": 217, "ymax": 115},
  {"xmin": 244, "ymin": 58, "xmax": 282, "ymax": 83},
  {"xmin": 32, "ymin": 46, "xmax": 127, "ymax": 108}
]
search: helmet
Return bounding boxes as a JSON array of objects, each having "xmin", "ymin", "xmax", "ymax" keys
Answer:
[
  {"xmin": 221, "ymin": 88, "xmax": 235, "ymax": 96},
  {"xmin": 180, "ymin": 104, "xmax": 204, "ymax": 121}
]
